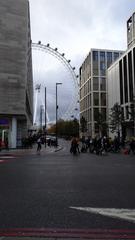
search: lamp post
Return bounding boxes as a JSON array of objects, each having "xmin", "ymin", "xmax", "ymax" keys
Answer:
[
  {"xmin": 56, "ymin": 82, "xmax": 62, "ymax": 147},
  {"xmin": 40, "ymin": 105, "xmax": 43, "ymax": 130},
  {"xmin": 44, "ymin": 87, "xmax": 47, "ymax": 147}
]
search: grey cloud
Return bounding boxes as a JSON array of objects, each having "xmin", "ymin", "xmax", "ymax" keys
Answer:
[{"xmin": 30, "ymin": 0, "xmax": 135, "ymax": 124}]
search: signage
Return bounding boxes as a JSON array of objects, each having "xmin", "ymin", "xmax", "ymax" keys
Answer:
[{"xmin": 0, "ymin": 119, "xmax": 9, "ymax": 125}]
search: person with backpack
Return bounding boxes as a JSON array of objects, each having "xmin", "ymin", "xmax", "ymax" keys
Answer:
[{"xmin": 37, "ymin": 137, "xmax": 42, "ymax": 153}]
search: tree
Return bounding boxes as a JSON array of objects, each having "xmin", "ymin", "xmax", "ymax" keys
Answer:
[
  {"xmin": 80, "ymin": 116, "xmax": 87, "ymax": 134},
  {"xmin": 128, "ymin": 99, "xmax": 135, "ymax": 136},
  {"xmin": 95, "ymin": 112, "xmax": 108, "ymax": 137},
  {"xmin": 48, "ymin": 119, "xmax": 79, "ymax": 138},
  {"xmin": 109, "ymin": 103, "xmax": 124, "ymax": 140}
]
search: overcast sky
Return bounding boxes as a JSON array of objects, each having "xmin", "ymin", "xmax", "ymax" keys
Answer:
[{"xmin": 29, "ymin": 0, "xmax": 135, "ymax": 124}]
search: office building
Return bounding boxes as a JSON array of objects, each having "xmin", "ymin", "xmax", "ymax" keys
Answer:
[
  {"xmin": 108, "ymin": 12, "xmax": 135, "ymax": 138},
  {"xmin": 127, "ymin": 12, "xmax": 135, "ymax": 49},
  {"xmin": 0, "ymin": 0, "xmax": 33, "ymax": 148},
  {"xmin": 80, "ymin": 49, "xmax": 123, "ymax": 137}
]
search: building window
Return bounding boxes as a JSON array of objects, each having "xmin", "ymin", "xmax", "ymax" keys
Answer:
[
  {"xmin": 130, "ymin": 104, "xmax": 134, "ymax": 120},
  {"xmin": 93, "ymin": 51, "xmax": 99, "ymax": 76},
  {"xmin": 126, "ymin": 106, "xmax": 129, "ymax": 119},
  {"xmin": 101, "ymin": 93, "xmax": 106, "ymax": 106},
  {"xmin": 93, "ymin": 51, "xmax": 98, "ymax": 61},
  {"xmin": 133, "ymin": 48, "xmax": 135, "ymax": 88},
  {"xmin": 100, "ymin": 62, "xmax": 106, "ymax": 76},
  {"xmin": 101, "ymin": 108, "xmax": 106, "ymax": 121},
  {"xmin": 88, "ymin": 108, "xmax": 91, "ymax": 121},
  {"xmin": 100, "ymin": 77, "xmax": 106, "ymax": 91},
  {"xmin": 100, "ymin": 51, "xmax": 105, "ymax": 61},
  {"xmin": 128, "ymin": 51, "xmax": 133, "ymax": 102},
  {"xmin": 114, "ymin": 52, "xmax": 119, "ymax": 61},
  {"xmin": 89, "ymin": 78, "xmax": 91, "ymax": 91},
  {"xmin": 119, "ymin": 60, "xmax": 123, "ymax": 104},
  {"xmin": 94, "ymin": 108, "xmax": 99, "ymax": 121},
  {"xmin": 89, "ymin": 94, "xmax": 91, "ymax": 106},
  {"xmin": 107, "ymin": 52, "xmax": 112, "ymax": 67},
  {"xmin": 100, "ymin": 51, "xmax": 106, "ymax": 76},
  {"xmin": 93, "ymin": 77, "xmax": 99, "ymax": 90},
  {"xmin": 95, "ymin": 123, "xmax": 99, "ymax": 133},
  {"xmin": 93, "ymin": 93, "xmax": 99, "ymax": 106},
  {"xmin": 123, "ymin": 56, "xmax": 128, "ymax": 103}
]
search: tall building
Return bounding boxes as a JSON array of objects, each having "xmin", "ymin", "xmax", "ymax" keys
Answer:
[
  {"xmin": 0, "ymin": 0, "xmax": 33, "ymax": 148},
  {"xmin": 80, "ymin": 49, "xmax": 124, "ymax": 137},
  {"xmin": 108, "ymin": 12, "xmax": 135, "ymax": 138},
  {"xmin": 127, "ymin": 12, "xmax": 135, "ymax": 49}
]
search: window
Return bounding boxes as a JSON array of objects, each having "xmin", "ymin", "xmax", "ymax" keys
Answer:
[
  {"xmin": 107, "ymin": 52, "xmax": 112, "ymax": 67},
  {"xmin": 93, "ymin": 93, "xmax": 99, "ymax": 106},
  {"xmin": 128, "ymin": 51, "xmax": 133, "ymax": 101},
  {"xmin": 89, "ymin": 94, "xmax": 91, "ymax": 106},
  {"xmin": 126, "ymin": 106, "xmax": 129, "ymax": 119},
  {"xmin": 100, "ymin": 62, "xmax": 106, "ymax": 76},
  {"xmin": 95, "ymin": 123, "xmax": 99, "ymax": 133},
  {"xmin": 101, "ymin": 93, "xmax": 106, "ymax": 106},
  {"xmin": 100, "ymin": 52, "xmax": 105, "ymax": 61},
  {"xmin": 101, "ymin": 108, "xmax": 106, "ymax": 121},
  {"xmin": 130, "ymin": 104, "xmax": 134, "ymax": 120},
  {"xmin": 88, "ymin": 108, "xmax": 91, "ymax": 122},
  {"xmin": 93, "ymin": 77, "xmax": 99, "ymax": 90},
  {"xmin": 123, "ymin": 56, "xmax": 128, "ymax": 103},
  {"xmin": 119, "ymin": 60, "xmax": 123, "ymax": 104},
  {"xmin": 93, "ymin": 51, "xmax": 98, "ymax": 75},
  {"xmin": 100, "ymin": 77, "xmax": 106, "ymax": 91},
  {"xmin": 94, "ymin": 108, "xmax": 99, "ymax": 121},
  {"xmin": 114, "ymin": 52, "xmax": 119, "ymax": 61},
  {"xmin": 134, "ymin": 48, "xmax": 135, "ymax": 87},
  {"xmin": 100, "ymin": 52, "xmax": 106, "ymax": 76},
  {"xmin": 93, "ymin": 51, "xmax": 98, "ymax": 61}
]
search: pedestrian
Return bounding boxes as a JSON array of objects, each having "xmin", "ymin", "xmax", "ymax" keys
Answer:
[
  {"xmin": 76, "ymin": 137, "xmax": 80, "ymax": 154},
  {"xmin": 5, "ymin": 138, "xmax": 9, "ymax": 150},
  {"xmin": 70, "ymin": 137, "xmax": 77, "ymax": 155},
  {"xmin": 37, "ymin": 137, "xmax": 42, "ymax": 153},
  {"xmin": 129, "ymin": 138, "xmax": 135, "ymax": 154}
]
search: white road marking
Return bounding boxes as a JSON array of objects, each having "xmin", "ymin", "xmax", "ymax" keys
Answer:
[
  {"xmin": 70, "ymin": 207, "xmax": 135, "ymax": 223},
  {"xmin": 0, "ymin": 156, "xmax": 14, "ymax": 159}
]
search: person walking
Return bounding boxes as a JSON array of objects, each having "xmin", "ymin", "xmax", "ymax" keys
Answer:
[{"xmin": 37, "ymin": 137, "xmax": 42, "ymax": 154}]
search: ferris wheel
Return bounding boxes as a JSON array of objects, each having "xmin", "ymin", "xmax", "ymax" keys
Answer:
[{"xmin": 32, "ymin": 41, "xmax": 79, "ymax": 125}]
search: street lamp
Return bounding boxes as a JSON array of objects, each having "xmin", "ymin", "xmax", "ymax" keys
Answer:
[
  {"xmin": 56, "ymin": 82, "xmax": 62, "ymax": 147},
  {"xmin": 44, "ymin": 87, "xmax": 47, "ymax": 147},
  {"xmin": 40, "ymin": 105, "xmax": 44, "ymax": 130}
]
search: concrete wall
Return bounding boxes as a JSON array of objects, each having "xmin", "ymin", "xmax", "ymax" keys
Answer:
[
  {"xmin": 0, "ymin": 0, "xmax": 33, "ymax": 148},
  {"xmin": 0, "ymin": 0, "xmax": 33, "ymax": 119}
]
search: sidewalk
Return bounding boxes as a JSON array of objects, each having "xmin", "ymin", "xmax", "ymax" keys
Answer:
[{"xmin": 0, "ymin": 144, "xmax": 63, "ymax": 156}]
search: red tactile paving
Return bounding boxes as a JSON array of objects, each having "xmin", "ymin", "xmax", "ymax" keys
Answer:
[{"xmin": 0, "ymin": 228, "xmax": 135, "ymax": 239}]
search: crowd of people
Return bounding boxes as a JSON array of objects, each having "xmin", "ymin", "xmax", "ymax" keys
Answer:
[
  {"xmin": 0, "ymin": 133, "xmax": 135, "ymax": 156},
  {"xmin": 70, "ymin": 135, "xmax": 135, "ymax": 156}
]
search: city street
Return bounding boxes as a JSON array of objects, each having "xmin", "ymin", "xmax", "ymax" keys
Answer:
[{"xmin": 0, "ymin": 140, "xmax": 135, "ymax": 238}]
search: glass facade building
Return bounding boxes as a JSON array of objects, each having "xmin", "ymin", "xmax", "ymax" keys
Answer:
[
  {"xmin": 108, "ymin": 44, "xmax": 135, "ymax": 137},
  {"xmin": 80, "ymin": 49, "xmax": 123, "ymax": 137}
]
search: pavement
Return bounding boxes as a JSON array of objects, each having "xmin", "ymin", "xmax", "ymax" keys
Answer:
[{"xmin": 0, "ymin": 143, "xmax": 63, "ymax": 156}]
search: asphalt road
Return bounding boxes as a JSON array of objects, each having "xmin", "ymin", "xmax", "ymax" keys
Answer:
[{"xmin": 0, "ymin": 140, "xmax": 135, "ymax": 231}]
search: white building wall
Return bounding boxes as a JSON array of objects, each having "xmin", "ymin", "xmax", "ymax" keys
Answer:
[
  {"xmin": 107, "ymin": 62, "xmax": 121, "ymax": 138},
  {"xmin": 108, "ymin": 62, "xmax": 120, "ymax": 110}
]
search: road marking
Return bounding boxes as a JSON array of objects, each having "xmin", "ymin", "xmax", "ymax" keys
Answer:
[
  {"xmin": 0, "ymin": 160, "xmax": 5, "ymax": 163},
  {"xmin": 70, "ymin": 207, "xmax": 135, "ymax": 223},
  {"xmin": 0, "ymin": 156, "xmax": 15, "ymax": 159},
  {"xmin": 0, "ymin": 228, "xmax": 135, "ymax": 239}
]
